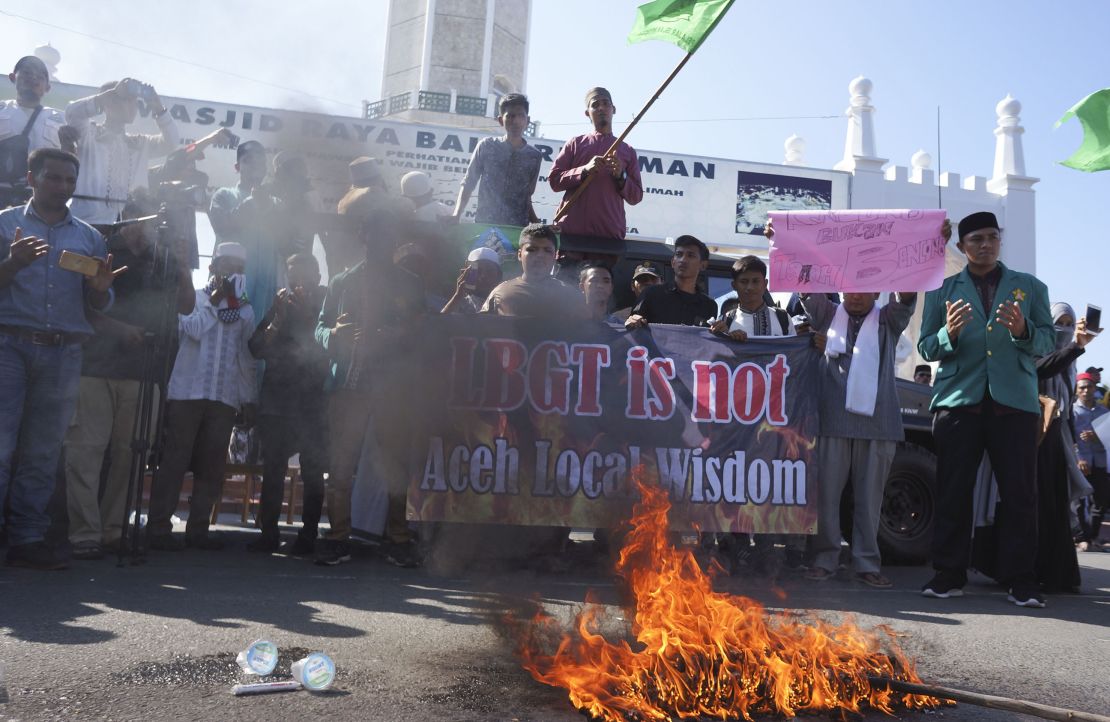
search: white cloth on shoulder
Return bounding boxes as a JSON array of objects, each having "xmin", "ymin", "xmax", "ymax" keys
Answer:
[
  {"xmin": 825, "ymin": 303, "xmax": 881, "ymax": 416},
  {"xmin": 726, "ymin": 305, "xmax": 792, "ymax": 337}
]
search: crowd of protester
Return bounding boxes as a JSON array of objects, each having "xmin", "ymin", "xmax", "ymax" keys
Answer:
[{"xmin": 1, "ymin": 58, "xmax": 1107, "ymax": 612}]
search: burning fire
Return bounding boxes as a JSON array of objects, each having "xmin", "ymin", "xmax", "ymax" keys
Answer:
[{"xmin": 512, "ymin": 477, "xmax": 939, "ymax": 721}]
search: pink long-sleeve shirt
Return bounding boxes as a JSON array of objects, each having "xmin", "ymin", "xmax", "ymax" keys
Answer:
[{"xmin": 549, "ymin": 132, "xmax": 643, "ymax": 240}]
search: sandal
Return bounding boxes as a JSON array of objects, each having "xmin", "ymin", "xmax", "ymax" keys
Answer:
[
  {"xmin": 805, "ymin": 566, "xmax": 835, "ymax": 581},
  {"xmin": 855, "ymin": 571, "xmax": 893, "ymax": 588}
]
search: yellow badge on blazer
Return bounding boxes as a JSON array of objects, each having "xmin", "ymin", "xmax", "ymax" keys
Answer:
[{"xmin": 1011, "ymin": 288, "xmax": 1027, "ymax": 302}]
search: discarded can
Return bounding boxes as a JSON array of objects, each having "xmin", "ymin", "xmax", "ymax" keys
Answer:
[
  {"xmin": 231, "ymin": 680, "xmax": 301, "ymax": 696},
  {"xmin": 290, "ymin": 652, "xmax": 335, "ymax": 691},
  {"xmin": 236, "ymin": 639, "xmax": 278, "ymax": 676}
]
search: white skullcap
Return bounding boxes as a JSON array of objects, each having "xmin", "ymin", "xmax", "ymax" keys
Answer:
[
  {"xmin": 213, "ymin": 242, "xmax": 247, "ymax": 262},
  {"xmin": 467, "ymin": 247, "xmax": 501, "ymax": 265},
  {"xmin": 400, "ymin": 171, "xmax": 433, "ymax": 198}
]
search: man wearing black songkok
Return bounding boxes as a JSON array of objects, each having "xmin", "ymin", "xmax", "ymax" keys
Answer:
[{"xmin": 917, "ymin": 212, "xmax": 1054, "ymax": 608}]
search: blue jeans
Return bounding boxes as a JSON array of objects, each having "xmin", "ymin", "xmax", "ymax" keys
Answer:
[{"xmin": 0, "ymin": 334, "xmax": 82, "ymax": 546}]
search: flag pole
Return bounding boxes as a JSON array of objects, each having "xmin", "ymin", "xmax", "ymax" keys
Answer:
[{"xmin": 553, "ymin": 50, "xmax": 695, "ymax": 224}]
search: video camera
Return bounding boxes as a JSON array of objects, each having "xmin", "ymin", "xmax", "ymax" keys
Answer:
[
  {"xmin": 0, "ymin": 180, "xmax": 31, "ymax": 211},
  {"xmin": 156, "ymin": 179, "xmax": 207, "ymax": 208},
  {"xmin": 151, "ymin": 180, "xmax": 205, "ymax": 270}
]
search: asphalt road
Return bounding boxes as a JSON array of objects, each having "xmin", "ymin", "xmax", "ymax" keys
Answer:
[{"xmin": 2, "ymin": 528, "xmax": 1108, "ymax": 722}]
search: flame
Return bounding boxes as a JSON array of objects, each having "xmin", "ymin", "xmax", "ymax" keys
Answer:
[
  {"xmin": 756, "ymin": 420, "xmax": 815, "ymax": 461},
  {"xmin": 512, "ymin": 475, "xmax": 939, "ymax": 721}
]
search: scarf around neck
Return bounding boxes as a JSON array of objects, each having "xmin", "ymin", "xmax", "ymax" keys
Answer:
[
  {"xmin": 826, "ymin": 303, "xmax": 882, "ymax": 416},
  {"xmin": 204, "ymin": 278, "xmax": 250, "ymax": 323}
]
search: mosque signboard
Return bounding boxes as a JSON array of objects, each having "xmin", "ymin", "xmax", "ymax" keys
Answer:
[{"xmin": 20, "ymin": 82, "xmax": 849, "ymax": 249}]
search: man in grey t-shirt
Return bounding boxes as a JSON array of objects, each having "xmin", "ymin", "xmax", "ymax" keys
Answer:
[{"xmin": 452, "ymin": 94, "xmax": 542, "ymax": 226}]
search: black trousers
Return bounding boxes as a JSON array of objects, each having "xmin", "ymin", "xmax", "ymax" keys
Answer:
[
  {"xmin": 147, "ymin": 400, "xmax": 237, "ymax": 538},
  {"xmin": 931, "ymin": 403, "xmax": 1039, "ymax": 586},
  {"xmin": 1080, "ymin": 466, "xmax": 1109, "ymax": 542},
  {"xmin": 257, "ymin": 412, "xmax": 327, "ymax": 540}
]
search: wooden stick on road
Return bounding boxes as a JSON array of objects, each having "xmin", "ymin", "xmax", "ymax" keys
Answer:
[
  {"xmin": 553, "ymin": 50, "xmax": 695, "ymax": 224},
  {"xmin": 869, "ymin": 676, "xmax": 1110, "ymax": 722}
]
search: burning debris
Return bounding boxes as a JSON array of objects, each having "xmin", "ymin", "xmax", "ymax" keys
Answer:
[{"xmin": 509, "ymin": 477, "xmax": 939, "ymax": 721}]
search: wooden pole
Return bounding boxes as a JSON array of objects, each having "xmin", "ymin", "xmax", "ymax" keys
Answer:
[
  {"xmin": 553, "ymin": 50, "xmax": 696, "ymax": 224},
  {"xmin": 869, "ymin": 676, "xmax": 1110, "ymax": 722}
]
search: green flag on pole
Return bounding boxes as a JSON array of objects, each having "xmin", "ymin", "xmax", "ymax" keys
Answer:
[
  {"xmin": 1057, "ymin": 88, "xmax": 1110, "ymax": 172},
  {"xmin": 627, "ymin": 0, "xmax": 735, "ymax": 54}
]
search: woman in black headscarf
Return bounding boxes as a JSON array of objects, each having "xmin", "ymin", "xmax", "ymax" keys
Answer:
[{"xmin": 1032, "ymin": 302, "xmax": 1095, "ymax": 593}]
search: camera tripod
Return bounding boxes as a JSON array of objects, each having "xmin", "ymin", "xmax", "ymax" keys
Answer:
[{"xmin": 115, "ymin": 207, "xmax": 191, "ymax": 566}]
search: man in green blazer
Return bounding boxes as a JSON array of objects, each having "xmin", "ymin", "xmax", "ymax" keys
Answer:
[{"xmin": 918, "ymin": 211, "xmax": 1054, "ymax": 608}]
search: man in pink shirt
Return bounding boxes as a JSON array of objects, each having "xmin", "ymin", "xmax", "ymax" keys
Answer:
[{"xmin": 549, "ymin": 87, "xmax": 643, "ymax": 241}]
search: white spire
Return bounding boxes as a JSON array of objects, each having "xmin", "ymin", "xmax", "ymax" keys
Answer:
[
  {"xmin": 783, "ymin": 134, "xmax": 806, "ymax": 166},
  {"xmin": 834, "ymin": 75, "xmax": 879, "ymax": 171},
  {"xmin": 991, "ymin": 94, "xmax": 1026, "ymax": 180},
  {"xmin": 34, "ymin": 43, "xmax": 60, "ymax": 80}
]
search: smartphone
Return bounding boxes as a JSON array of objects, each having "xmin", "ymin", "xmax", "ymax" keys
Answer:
[
  {"xmin": 463, "ymin": 266, "xmax": 479, "ymax": 290},
  {"xmin": 58, "ymin": 250, "xmax": 101, "ymax": 277},
  {"xmin": 1086, "ymin": 304, "xmax": 1102, "ymax": 335}
]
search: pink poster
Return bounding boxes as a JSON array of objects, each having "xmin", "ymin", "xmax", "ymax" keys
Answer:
[{"xmin": 767, "ymin": 209, "xmax": 947, "ymax": 292}]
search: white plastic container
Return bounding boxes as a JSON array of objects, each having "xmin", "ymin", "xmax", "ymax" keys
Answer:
[
  {"xmin": 236, "ymin": 640, "xmax": 279, "ymax": 676},
  {"xmin": 290, "ymin": 652, "xmax": 335, "ymax": 691}
]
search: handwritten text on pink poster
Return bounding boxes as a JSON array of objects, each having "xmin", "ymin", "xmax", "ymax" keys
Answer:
[{"xmin": 767, "ymin": 209, "xmax": 947, "ymax": 292}]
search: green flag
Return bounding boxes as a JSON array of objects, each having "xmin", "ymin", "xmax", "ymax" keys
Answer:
[
  {"xmin": 627, "ymin": 0, "xmax": 735, "ymax": 54},
  {"xmin": 1057, "ymin": 88, "xmax": 1110, "ymax": 172}
]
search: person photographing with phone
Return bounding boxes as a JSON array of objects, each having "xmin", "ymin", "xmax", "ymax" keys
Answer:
[
  {"xmin": 65, "ymin": 77, "xmax": 180, "ymax": 226},
  {"xmin": 145, "ymin": 242, "xmax": 257, "ymax": 552},
  {"xmin": 0, "ymin": 148, "xmax": 125, "ymax": 569},
  {"xmin": 245, "ymin": 253, "xmax": 329, "ymax": 555},
  {"xmin": 440, "ymin": 247, "xmax": 503, "ymax": 315}
]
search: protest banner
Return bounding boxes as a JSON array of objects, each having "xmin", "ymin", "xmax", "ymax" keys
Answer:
[
  {"xmin": 405, "ymin": 315, "xmax": 820, "ymax": 534},
  {"xmin": 767, "ymin": 209, "xmax": 947, "ymax": 293}
]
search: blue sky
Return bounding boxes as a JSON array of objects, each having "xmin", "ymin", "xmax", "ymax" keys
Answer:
[{"xmin": 4, "ymin": 0, "xmax": 1109, "ymax": 365}]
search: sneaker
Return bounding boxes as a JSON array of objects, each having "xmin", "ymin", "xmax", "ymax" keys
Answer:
[
  {"xmin": 6, "ymin": 541, "xmax": 68, "ymax": 570},
  {"xmin": 1007, "ymin": 585, "xmax": 1046, "ymax": 608},
  {"xmin": 71, "ymin": 541, "xmax": 104, "ymax": 561},
  {"xmin": 246, "ymin": 536, "xmax": 281, "ymax": 553},
  {"xmin": 281, "ymin": 536, "xmax": 316, "ymax": 557},
  {"xmin": 921, "ymin": 571, "xmax": 965, "ymax": 598},
  {"xmin": 314, "ymin": 540, "xmax": 352, "ymax": 566},
  {"xmin": 380, "ymin": 540, "xmax": 422, "ymax": 569},
  {"xmin": 146, "ymin": 533, "xmax": 186, "ymax": 552}
]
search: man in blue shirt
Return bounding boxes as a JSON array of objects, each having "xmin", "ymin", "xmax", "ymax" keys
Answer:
[
  {"xmin": 1074, "ymin": 372, "xmax": 1110, "ymax": 550},
  {"xmin": 0, "ymin": 147, "xmax": 125, "ymax": 570}
]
